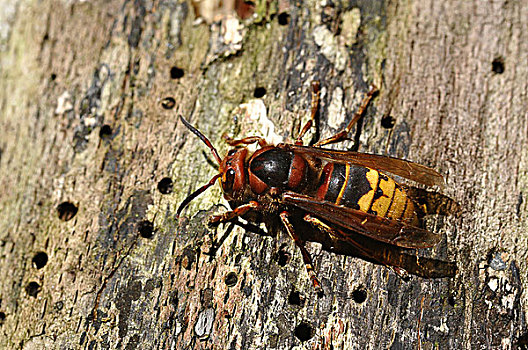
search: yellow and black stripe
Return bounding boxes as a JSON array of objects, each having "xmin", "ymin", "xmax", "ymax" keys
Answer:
[{"xmin": 314, "ymin": 163, "xmax": 420, "ymax": 226}]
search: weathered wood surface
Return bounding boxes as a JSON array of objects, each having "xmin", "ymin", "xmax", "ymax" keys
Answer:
[{"xmin": 0, "ymin": 0, "xmax": 526, "ymax": 349}]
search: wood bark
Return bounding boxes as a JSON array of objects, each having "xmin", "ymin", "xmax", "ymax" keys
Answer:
[{"xmin": 0, "ymin": 0, "xmax": 527, "ymax": 349}]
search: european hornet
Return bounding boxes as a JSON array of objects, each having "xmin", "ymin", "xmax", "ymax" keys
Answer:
[{"xmin": 177, "ymin": 82, "xmax": 457, "ymax": 296}]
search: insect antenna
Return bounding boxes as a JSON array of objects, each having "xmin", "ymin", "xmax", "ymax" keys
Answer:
[
  {"xmin": 177, "ymin": 116, "xmax": 224, "ymax": 217},
  {"xmin": 179, "ymin": 115, "xmax": 222, "ymax": 165},
  {"xmin": 176, "ymin": 173, "xmax": 221, "ymax": 218}
]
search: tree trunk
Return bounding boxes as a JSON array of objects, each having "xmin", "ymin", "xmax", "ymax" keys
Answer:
[{"xmin": 1, "ymin": 0, "xmax": 526, "ymax": 349}]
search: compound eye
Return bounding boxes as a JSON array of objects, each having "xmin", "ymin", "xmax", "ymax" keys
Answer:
[
  {"xmin": 227, "ymin": 149, "xmax": 237, "ymax": 156},
  {"xmin": 222, "ymin": 168, "xmax": 236, "ymax": 192}
]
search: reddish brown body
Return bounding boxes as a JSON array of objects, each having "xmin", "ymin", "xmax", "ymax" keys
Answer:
[
  {"xmin": 223, "ymin": 146, "xmax": 422, "ymax": 226},
  {"xmin": 177, "ymin": 83, "xmax": 457, "ymax": 295}
]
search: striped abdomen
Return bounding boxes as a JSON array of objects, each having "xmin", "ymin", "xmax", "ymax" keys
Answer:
[{"xmin": 314, "ymin": 163, "xmax": 421, "ymax": 226}]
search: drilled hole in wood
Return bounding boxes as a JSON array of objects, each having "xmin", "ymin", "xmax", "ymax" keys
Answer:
[
  {"xmin": 352, "ymin": 288, "xmax": 367, "ymax": 303},
  {"xmin": 277, "ymin": 248, "xmax": 291, "ymax": 267},
  {"xmin": 26, "ymin": 282, "xmax": 41, "ymax": 298},
  {"xmin": 288, "ymin": 290, "xmax": 304, "ymax": 306},
  {"xmin": 492, "ymin": 57, "xmax": 505, "ymax": 74},
  {"xmin": 253, "ymin": 87, "xmax": 266, "ymax": 98},
  {"xmin": 32, "ymin": 252, "xmax": 48, "ymax": 269},
  {"xmin": 50, "ymin": 73, "xmax": 57, "ymax": 81},
  {"xmin": 278, "ymin": 12, "xmax": 290, "ymax": 25},
  {"xmin": 161, "ymin": 97, "xmax": 176, "ymax": 110},
  {"xmin": 224, "ymin": 272, "xmax": 238, "ymax": 287},
  {"xmin": 157, "ymin": 177, "xmax": 173, "ymax": 194},
  {"xmin": 381, "ymin": 115, "xmax": 395, "ymax": 129},
  {"xmin": 137, "ymin": 220, "xmax": 154, "ymax": 238},
  {"xmin": 0, "ymin": 312, "xmax": 5, "ymax": 326},
  {"xmin": 99, "ymin": 124, "xmax": 112, "ymax": 138},
  {"xmin": 57, "ymin": 202, "xmax": 78, "ymax": 221},
  {"xmin": 170, "ymin": 66, "xmax": 184, "ymax": 79},
  {"xmin": 294, "ymin": 322, "xmax": 314, "ymax": 342}
]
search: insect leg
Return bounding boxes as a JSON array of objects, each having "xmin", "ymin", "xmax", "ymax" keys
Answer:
[
  {"xmin": 206, "ymin": 218, "xmax": 274, "ymax": 260},
  {"xmin": 295, "ymin": 81, "xmax": 321, "ymax": 145},
  {"xmin": 208, "ymin": 201, "xmax": 261, "ymax": 227},
  {"xmin": 223, "ymin": 135, "xmax": 268, "ymax": 147},
  {"xmin": 204, "ymin": 222, "xmax": 237, "ymax": 260},
  {"xmin": 279, "ymin": 211, "xmax": 324, "ymax": 297},
  {"xmin": 314, "ymin": 85, "xmax": 378, "ymax": 147},
  {"xmin": 303, "ymin": 214, "xmax": 346, "ymax": 241}
]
